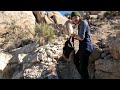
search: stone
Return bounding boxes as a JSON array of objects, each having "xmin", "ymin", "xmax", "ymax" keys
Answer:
[
  {"xmin": 109, "ymin": 31, "xmax": 120, "ymax": 60},
  {"xmin": 46, "ymin": 50, "xmax": 53, "ymax": 57},
  {"xmin": 89, "ymin": 45, "xmax": 102, "ymax": 63},
  {"xmin": 101, "ymin": 53, "xmax": 107, "ymax": 59},
  {"xmin": 95, "ymin": 71, "xmax": 120, "ymax": 79},
  {"xmin": 47, "ymin": 12, "xmax": 54, "ymax": 18},
  {"xmin": 44, "ymin": 15, "xmax": 53, "ymax": 24},
  {"xmin": 106, "ymin": 32, "xmax": 116, "ymax": 46},
  {"xmin": 0, "ymin": 11, "xmax": 35, "ymax": 50},
  {"xmin": 47, "ymin": 57, "xmax": 52, "ymax": 62},
  {"xmin": 52, "ymin": 59, "xmax": 57, "ymax": 63},
  {"xmin": 88, "ymin": 64, "xmax": 95, "ymax": 79},
  {"xmin": 51, "ymin": 47, "xmax": 57, "ymax": 54},
  {"xmin": 13, "ymin": 43, "xmax": 39, "ymax": 54},
  {"xmin": 47, "ymin": 11, "xmax": 68, "ymax": 25},
  {"xmin": 18, "ymin": 54, "xmax": 27, "ymax": 63},
  {"xmin": 32, "ymin": 11, "xmax": 46, "ymax": 24},
  {"xmin": 56, "ymin": 61, "xmax": 81, "ymax": 79},
  {"xmin": 52, "ymin": 54, "xmax": 59, "ymax": 59},
  {"xmin": 23, "ymin": 64, "xmax": 44, "ymax": 79},
  {"xmin": 95, "ymin": 59, "xmax": 120, "ymax": 73},
  {"xmin": 12, "ymin": 71, "xmax": 23, "ymax": 79},
  {"xmin": 0, "ymin": 52, "xmax": 12, "ymax": 71},
  {"xmin": 37, "ymin": 53, "xmax": 45, "ymax": 61},
  {"xmin": 104, "ymin": 54, "xmax": 113, "ymax": 60}
]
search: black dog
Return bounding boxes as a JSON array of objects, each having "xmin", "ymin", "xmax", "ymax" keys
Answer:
[{"xmin": 63, "ymin": 37, "xmax": 75, "ymax": 61}]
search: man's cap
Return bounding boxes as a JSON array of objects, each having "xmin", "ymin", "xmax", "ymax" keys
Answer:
[{"xmin": 71, "ymin": 11, "xmax": 81, "ymax": 18}]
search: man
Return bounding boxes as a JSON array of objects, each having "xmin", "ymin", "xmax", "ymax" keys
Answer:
[{"xmin": 70, "ymin": 11, "xmax": 93, "ymax": 79}]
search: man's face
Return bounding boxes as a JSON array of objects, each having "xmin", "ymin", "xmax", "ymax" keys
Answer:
[{"xmin": 72, "ymin": 16, "xmax": 80, "ymax": 25}]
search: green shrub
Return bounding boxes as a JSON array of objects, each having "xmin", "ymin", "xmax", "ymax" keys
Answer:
[{"xmin": 35, "ymin": 23, "xmax": 55, "ymax": 45}]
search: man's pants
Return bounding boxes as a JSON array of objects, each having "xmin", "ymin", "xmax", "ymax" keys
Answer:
[{"xmin": 74, "ymin": 50, "xmax": 91, "ymax": 79}]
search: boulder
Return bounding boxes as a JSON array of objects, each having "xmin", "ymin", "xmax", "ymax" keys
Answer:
[
  {"xmin": 95, "ymin": 58, "xmax": 120, "ymax": 79},
  {"xmin": 89, "ymin": 45, "xmax": 102, "ymax": 63},
  {"xmin": 0, "ymin": 52, "xmax": 12, "ymax": 71},
  {"xmin": 56, "ymin": 59, "xmax": 81, "ymax": 79},
  {"xmin": 47, "ymin": 12, "xmax": 54, "ymax": 18},
  {"xmin": 95, "ymin": 70, "xmax": 120, "ymax": 79},
  {"xmin": 47, "ymin": 11, "xmax": 68, "ymax": 25},
  {"xmin": 0, "ymin": 11, "xmax": 35, "ymax": 50},
  {"xmin": 44, "ymin": 15, "xmax": 54, "ymax": 24},
  {"xmin": 0, "ymin": 11, "xmax": 35, "ymax": 38},
  {"xmin": 88, "ymin": 64, "xmax": 95, "ymax": 79},
  {"xmin": 106, "ymin": 32, "xmax": 117, "ymax": 46},
  {"xmin": 109, "ymin": 31, "xmax": 120, "ymax": 60},
  {"xmin": 32, "ymin": 11, "xmax": 46, "ymax": 23}
]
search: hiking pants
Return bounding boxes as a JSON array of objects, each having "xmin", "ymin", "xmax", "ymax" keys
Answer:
[{"xmin": 74, "ymin": 50, "xmax": 91, "ymax": 79}]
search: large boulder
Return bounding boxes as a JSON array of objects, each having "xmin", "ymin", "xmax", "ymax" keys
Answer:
[
  {"xmin": 109, "ymin": 31, "xmax": 120, "ymax": 60},
  {"xmin": 47, "ymin": 11, "xmax": 68, "ymax": 25},
  {"xmin": 89, "ymin": 45, "xmax": 102, "ymax": 63},
  {"xmin": 47, "ymin": 12, "xmax": 54, "ymax": 18},
  {"xmin": 95, "ymin": 59, "xmax": 120, "ymax": 79},
  {"xmin": 0, "ymin": 11, "xmax": 35, "ymax": 50},
  {"xmin": 0, "ymin": 52, "xmax": 13, "ymax": 78},
  {"xmin": 106, "ymin": 32, "xmax": 117, "ymax": 46},
  {"xmin": 32, "ymin": 11, "xmax": 46, "ymax": 23},
  {"xmin": 0, "ymin": 11, "xmax": 35, "ymax": 37},
  {"xmin": 0, "ymin": 52, "xmax": 12, "ymax": 71},
  {"xmin": 44, "ymin": 15, "xmax": 54, "ymax": 24},
  {"xmin": 56, "ymin": 56, "xmax": 81, "ymax": 79}
]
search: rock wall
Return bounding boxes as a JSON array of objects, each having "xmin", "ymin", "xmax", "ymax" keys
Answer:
[{"xmin": 0, "ymin": 11, "xmax": 35, "ymax": 51}]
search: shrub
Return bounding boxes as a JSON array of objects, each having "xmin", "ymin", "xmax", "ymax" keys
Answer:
[{"xmin": 35, "ymin": 23, "xmax": 56, "ymax": 45}]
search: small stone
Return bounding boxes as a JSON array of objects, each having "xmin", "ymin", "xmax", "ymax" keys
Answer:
[
  {"xmin": 42, "ymin": 57, "xmax": 48, "ymax": 62},
  {"xmin": 45, "ymin": 62, "xmax": 49, "ymax": 66},
  {"xmin": 47, "ymin": 57, "xmax": 52, "ymax": 62},
  {"xmin": 41, "ymin": 61, "xmax": 45, "ymax": 64},
  {"xmin": 48, "ymin": 62, "xmax": 54, "ymax": 66},
  {"xmin": 38, "ymin": 53, "xmax": 44, "ymax": 61},
  {"xmin": 46, "ymin": 50, "xmax": 53, "ymax": 57},
  {"xmin": 51, "ymin": 47, "xmax": 57, "ymax": 54},
  {"xmin": 45, "ymin": 44, "xmax": 52, "ymax": 50},
  {"xmin": 18, "ymin": 54, "xmax": 27, "ymax": 63},
  {"xmin": 52, "ymin": 54, "xmax": 58, "ymax": 59},
  {"xmin": 101, "ymin": 53, "xmax": 106, "ymax": 59},
  {"xmin": 52, "ymin": 59, "xmax": 57, "ymax": 63},
  {"xmin": 104, "ymin": 54, "xmax": 113, "ymax": 59},
  {"xmin": 39, "ymin": 47, "xmax": 44, "ymax": 53}
]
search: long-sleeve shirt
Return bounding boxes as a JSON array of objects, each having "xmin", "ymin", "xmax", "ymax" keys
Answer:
[{"xmin": 78, "ymin": 20, "xmax": 93, "ymax": 53}]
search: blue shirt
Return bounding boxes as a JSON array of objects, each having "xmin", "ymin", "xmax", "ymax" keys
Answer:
[{"xmin": 78, "ymin": 20, "xmax": 93, "ymax": 53}]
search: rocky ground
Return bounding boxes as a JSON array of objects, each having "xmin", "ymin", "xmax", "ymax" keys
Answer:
[{"xmin": 88, "ymin": 20, "xmax": 120, "ymax": 79}]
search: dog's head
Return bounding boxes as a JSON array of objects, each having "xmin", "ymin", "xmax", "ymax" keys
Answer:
[{"xmin": 62, "ymin": 37, "xmax": 75, "ymax": 61}]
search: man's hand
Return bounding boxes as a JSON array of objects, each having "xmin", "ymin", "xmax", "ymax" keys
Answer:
[
  {"xmin": 71, "ymin": 34, "xmax": 83, "ymax": 41},
  {"xmin": 71, "ymin": 34, "xmax": 75, "ymax": 37}
]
